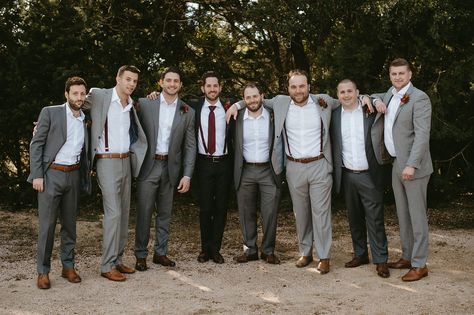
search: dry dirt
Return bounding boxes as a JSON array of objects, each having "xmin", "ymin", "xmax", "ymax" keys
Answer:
[{"xmin": 0, "ymin": 203, "xmax": 473, "ymax": 315}]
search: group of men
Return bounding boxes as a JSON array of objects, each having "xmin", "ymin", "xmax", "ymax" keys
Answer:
[{"xmin": 28, "ymin": 57, "xmax": 433, "ymax": 290}]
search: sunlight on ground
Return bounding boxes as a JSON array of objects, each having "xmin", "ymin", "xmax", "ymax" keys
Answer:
[
  {"xmin": 166, "ymin": 270, "xmax": 212, "ymax": 292},
  {"xmin": 256, "ymin": 291, "xmax": 280, "ymax": 303},
  {"xmin": 384, "ymin": 282, "xmax": 418, "ymax": 293}
]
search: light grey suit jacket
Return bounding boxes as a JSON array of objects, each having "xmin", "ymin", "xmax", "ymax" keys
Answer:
[
  {"xmin": 371, "ymin": 85, "xmax": 433, "ymax": 179},
  {"xmin": 136, "ymin": 97, "xmax": 196, "ymax": 186},
  {"xmin": 83, "ymin": 88, "xmax": 147, "ymax": 178},
  {"xmin": 28, "ymin": 103, "xmax": 91, "ymax": 194}
]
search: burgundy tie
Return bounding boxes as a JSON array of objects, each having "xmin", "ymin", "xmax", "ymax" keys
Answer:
[{"xmin": 208, "ymin": 106, "xmax": 216, "ymax": 155}]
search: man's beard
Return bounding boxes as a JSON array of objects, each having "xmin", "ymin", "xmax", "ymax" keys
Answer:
[{"xmin": 247, "ymin": 101, "xmax": 262, "ymax": 112}]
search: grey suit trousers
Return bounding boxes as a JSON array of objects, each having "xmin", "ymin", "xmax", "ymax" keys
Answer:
[
  {"xmin": 236, "ymin": 165, "xmax": 280, "ymax": 255},
  {"xmin": 135, "ymin": 160, "xmax": 174, "ymax": 258},
  {"xmin": 96, "ymin": 158, "xmax": 131, "ymax": 273},
  {"xmin": 37, "ymin": 168, "xmax": 80, "ymax": 273},
  {"xmin": 286, "ymin": 158, "xmax": 332, "ymax": 258}
]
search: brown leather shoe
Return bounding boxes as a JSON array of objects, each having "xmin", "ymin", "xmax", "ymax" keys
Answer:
[
  {"xmin": 296, "ymin": 256, "xmax": 313, "ymax": 268},
  {"xmin": 344, "ymin": 256, "xmax": 369, "ymax": 268},
  {"xmin": 234, "ymin": 252, "xmax": 259, "ymax": 263},
  {"xmin": 261, "ymin": 252, "xmax": 280, "ymax": 264},
  {"xmin": 402, "ymin": 267, "xmax": 428, "ymax": 281},
  {"xmin": 376, "ymin": 263, "xmax": 390, "ymax": 278},
  {"xmin": 101, "ymin": 268, "xmax": 126, "ymax": 282},
  {"xmin": 211, "ymin": 252, "xmax": 225, "ymax": 264},
  {"xmin": 116, "ymin": 264, "xmax": 135, "ymax": 274},
  {"xmin": 37, "ymin": 273, "xmax": 51, "ymax": 289},
  {"xmin": 61, "ymin": 268, "xmax": 82, "ymax": 283},
  {"xmin": 153, "ymin": 254, "xmax": 176, "ymax": 267},
  {"xmin": 197, "ymin": 251, "xmax": 210, "ymax": 263},
  {"xmin": 387, "ymin": 258, "xmax": 411, "ymax": 269},
  {"xmin": 135, "ymin": 258, "xmax": 148, "ymax": 271},
  {"xmin": 317, "ymin": 259, "xmax": 330, "ymax": 274}
]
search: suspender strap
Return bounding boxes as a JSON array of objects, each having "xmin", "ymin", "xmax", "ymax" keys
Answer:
[
  {"xmin": 104, "ymin": 117, "xmax": 109, "ymax": 152},
  {"xmin": 198, "ymin": 115, "xmax": 228, "ymax": 155},
  {"xmin": 284, "ymin": 118, "xmax": 324, "ymax": 157}
]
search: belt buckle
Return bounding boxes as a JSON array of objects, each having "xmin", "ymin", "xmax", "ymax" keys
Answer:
[{"xmin": 211, "ymin": 156, "xmax": 219, "ymax": 163}]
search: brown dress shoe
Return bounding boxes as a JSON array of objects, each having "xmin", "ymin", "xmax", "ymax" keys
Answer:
[
  {"xmin": 344, "ymin": 256, "xmax": 369, "ymax": 268},
  {"xmin": 116, "ymin": 264, "xmax": 135, "ymax": 274},
  {"xmin": 37, "ymin": 273, "xmax": 51, "ymax": 289},
  {"xmin": 261, "ymin": 253, "xmax": 280, "ymax": 265},
  {"xmin": 101, "ymin": 268, "xmax": 126, "ymax": 282},
  {"xmin": 376, "ymin": 263, "xmax": 390, "ymax": 278},
  {"xmin": 402, "ymin": 267, "xmax": 428, "ymax": 282},
  {"xmin": 197, "ymin": 251, "xmax": 210, "ymax": 263},
  {"xmin": 61, "ymin": 268, "xmax": 82, "ymax": 283},
  {"xmin": 387, "ymin": 258, "xmax": 411, "ymax": 269},
  {"xmin": 296, "ymin": 256, "xmax": 313, "ymax": 268},
  {"xmin": 234, "ymin": 252, "xmax": 259, "ymax": 263},
  {"xmin": 317, "ymin": 259, "xmax": 330, "ymax": 274},
  {"xmin": 153, "ymin": 255, "xmax": 176, "ymax": 267},
  {"xmin": 135, "ymin": 258, "xmax": 148, "ymax": 271},
  {"xmin": 211, "ymin": 252, "xmax": 225, "ymax": 264}
]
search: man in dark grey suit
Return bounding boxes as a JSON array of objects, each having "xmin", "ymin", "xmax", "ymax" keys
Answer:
[
  {"xmin": 371, "ymin": 58, "xmax": 433, "ymax": 282},
  {"xmin": 330, "ymin": 79, "xmax": 390, "ymax": 278},
  {"xmin": 134, "ymin": 67, "xmax": 196, "ymax": 271},
  {"xmin": 233, "ymin": 83, "xmax": 283, "ymax": 264},
  {"xmin": 84, "ymin": 65, "xmax": 147, "ymax": 282},
  {"xmin": 28, "ymin": 77, "xmax": 91, "ymax": 289}
]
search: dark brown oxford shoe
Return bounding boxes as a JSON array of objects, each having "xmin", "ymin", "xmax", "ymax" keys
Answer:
[
  {"xmin": 295, "ymin": 256, "xmax": 313, "ymax": 268},
  {"xmin": 376, "ymin": 263, "xmax": 390, "ymax": 278},
  {"xmin": 61, "ymin": 268, "xmax": 82, "ymax": 283},
  {"xmin": 387, "ymin": 258, "xmax": 411, "ymax": 269},
  {"xmin": 116, "ymin": 264, "xmax": 135, "ymax": 274},
  {"xmin": 260, "ymin": 252, "xmax": 280, "ymax": 265},
  {"xmin": 317, "ymin": 259, "xmax": 330, "ymax": 274},
  {"xmin": 344, "ymin": 256, "xmax": 370, "ymax": 268},
  {"xmin": 37, "ymin": 273, "xmax": 51, "ymax": 289},
  {"xmin": 211, "ymin": 252, "xmax": 225, "ymax": 264},
  {"xmin": 153, "ymin": 255, "xmax": 176, "ymax": 267},
  {"xmin": 234, "ymin": 252, "xmax": 259, "ymax": 263},
  {"xmin": 402, "ymin": 267, "xmax": 428, "ymax": 282},
  {"xmin": 197, "ymin": 251, "xmax": 210, "ymax": 263},
  {"xmin": 101, "ymin": 268, "xmax": 126, "ymax": 282},
  {"xmin": 135, "ymin": 258, "xmax": 148, "ymax": 271}
]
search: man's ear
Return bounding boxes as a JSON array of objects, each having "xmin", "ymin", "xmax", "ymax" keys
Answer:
[
  {"xmin": 201, "ymin": 86, "xmax": 205, "ymax": 94},
  {"xmin": 64, "ymin": 91, "xmax": 68, "ymax": 99}
]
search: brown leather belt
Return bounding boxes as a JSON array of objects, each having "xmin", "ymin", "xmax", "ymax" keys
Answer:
[
  {"xmin": 95, "ymin": 152, "xmax": 130, "ymax": 159},
  {"xmin": 245, "ymin": 161, "xmax": 270, "ymax": 166},
  {"xmin": 49, "ymin": 163, "xmax": 80, "ymax": 172},
  {"xmin": 343, "ymin": 167, "xmax": 369, "ymax": 174},
  {"xmin": 198, "ymin": 154, "xmax": 228, "ymax": 163},
  {"xmin": 155, "ymin": 154, "xmax": 168, "ymax": 161},
  {"xmin": 286, "ymin": 154, "xmax": 324, "ymax": 164}
]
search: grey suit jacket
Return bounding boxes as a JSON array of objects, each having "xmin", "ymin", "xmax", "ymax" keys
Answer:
[
  {"xmin": 330, "ymin": 106, "xmax": 386, "ymax": 194},
  {"xmin": 233, "ymin": 107, "xmax": 282, "ymax": 189},
  {"xmin": 28, "ymin": 103, "xmax": 91, "ymax": 194},
  {"xmin": 136, "ymin": 97, "xmax": 196, "ymax": 186},
  {"xmin": 371, "ymin": 85, "xmax": 433, "ymax": 179},
  {"xmin": 83, "ymin": 88, "xmax": 147, "ymax": 178}
]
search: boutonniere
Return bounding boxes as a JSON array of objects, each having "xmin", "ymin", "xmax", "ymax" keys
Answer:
[
  {"xmin": 180, "ymin": 104, "xmax": 189, "ymax": 115},
  {"xmin": 400, "ymin": 93, "xmax": 410, "ymax": 105},
  {"xmin": 223, "ymin": 100, "xmax": 231, "ymax": 111},
  {"xmin": 318, "ymin": 97, "xmax": 328, "ymax": 109}
]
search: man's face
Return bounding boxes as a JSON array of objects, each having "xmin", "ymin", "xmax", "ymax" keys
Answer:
[
  {"xmin": 116, "ymin": 70, "xmax": 139, "ymax": 96},
  {"xmin": 201, "ymin": 77, "xmax": 221, "ymax": 102},
  {"xmin": 389, "ymin": 65, "xmax": 412, "ymax": 91},
  {"xmin": 65, "ymin": 84, "xmax": 86, "ymax": 111},
  {"xmin": 288, "ymin": 74, "xmax": 310, "ymax": 105},
  {"xmin": 159, "ymin": 72, "xmax": 182, "ymax": 97},
  {"xmin": 243, "ymin": 87, "xmax": 263, "ymax": 113},
  {"xmin": 337, "ymin": 82, "xmax": 359, "ymax": 108}
]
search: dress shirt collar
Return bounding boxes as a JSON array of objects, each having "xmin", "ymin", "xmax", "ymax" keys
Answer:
[
  {"xmin": 289, "ymin": 96, "xmax": 316, "ymax": 107},
  {"xmin": 243, "ymin": 107, "xmax": 268, "ymax": 120},
  {"xmin": 204, "ymin": 98, "xmax": 222, "ymax": 108},
  {"xmin": 391, "ymin": 82, "xmax": 412, "ymax": 98},
  {"xmin": 341, "ymin": 100, "xmax": 363, "ymax": 114},
  {"xmin": 160, "ymin": 93, "xmax": 178, "ymax": 107},
  {"xmin": 65, "ymin": 103, "xmax": 85, "ymax": 121},
  {"xmin": 112, "ymin": 87, "xmax": 133, "ymax": 110}
]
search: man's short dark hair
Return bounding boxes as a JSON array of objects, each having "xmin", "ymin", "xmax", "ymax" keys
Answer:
[
  {"xmin": 337, "ymin": 78, "xmax": 357, "ymax": 90},
  {"xmin": 201, "ymin": 71, "xmax": 220, "ymax": 86},
  {"xmin": 242, "ymin": 82, "xmax": 261, "ymax": 97},
  {"xmin": 65, "ymin": 76, "xmax": 87, "ymax": 93},
  {"xmin": 390, "ymin": 58, "xmax": 412, "ymax": 71},
  {"xmin": 117, "ymin": 65, "xmax": 141, "ymax": 77},
  {"xmin": 160, "ymin": 66, "xmax": 182, "ymax": 81},
  {"xmin": 287, "ymin": 69, "xmax": 310, "ymax": 84}
]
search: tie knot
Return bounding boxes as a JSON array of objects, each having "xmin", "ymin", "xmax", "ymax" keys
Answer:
[{"xmin": 209, "ymin": 106, "xmax": 216, "ymax": 112}]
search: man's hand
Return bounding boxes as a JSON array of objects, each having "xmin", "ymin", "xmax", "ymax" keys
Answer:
[
  {"xmin": 147, "ymin": 91, "xmax": 160, "ymax": 100},
  {"xmin": 225, "ymin": 103, "xmax": 239, "ymax": 124},
  {"xmin": 374, "ymin": 99, "xmax": 387, "ymax": 114},
  {"xmin": 401, "ymin": 166, "xmax": 415, "ymax": 181},
  {"xmin": 32, "ymin": 178, "xmax": 44, "ymax": 192},
  {"xmin": 361, "ymin": 95, "xmax": 375, "ymax": 113},
  {"xmin": 177, "ymin": 176, "xmax": 191, "ymax": 193},
  {"xmin": 33, "ymin": 121, "xmax": 38, "ymax": 137}
]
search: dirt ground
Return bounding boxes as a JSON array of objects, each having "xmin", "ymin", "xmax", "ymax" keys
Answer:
[{"xmin": 0, "ymin": 203, "xmax": 473, "ymax": 315}]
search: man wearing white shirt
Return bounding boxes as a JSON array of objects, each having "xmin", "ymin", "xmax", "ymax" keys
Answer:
[
  {"xmin": 233, "ymin": 83, "xmax": 282, "ymax": 264},
  {"xmin": 28, "ymin": 77, "xmax": 91, "ymax": 289},
  {"xmin": 134, "ymin": 67, "xmax": 196, "ymax": 271}
]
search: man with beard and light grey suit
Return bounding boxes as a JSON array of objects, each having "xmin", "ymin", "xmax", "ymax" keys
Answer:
[
  {"xmin": 84, "ymin": 65, "xmax": 147, "ymax": 282},
  {"xmin": 134, "ymin": 67, "xmax": 196, "ymax": 271},
  {"xmin": 330, "ymin": 79, "xmax": 390, "ymax": 278},
  {"xmin": 29, "ymin": 76, "xmax": 91, "ymax": 289},
  {"xmin": 371, "ymin": 58, "xmax": 433, "ymax": 282},
  {"xmin": 233, "ymin": 83, "xmax": 283, "ymax": 265}
]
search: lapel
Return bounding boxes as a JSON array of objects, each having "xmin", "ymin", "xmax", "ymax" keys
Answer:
[
  {"xmin": 393, "ymin": 84, "xmax": 414, "ymax": 125},
  {"xmin": 237, "ymin": 108, "xmax": 244, "ymax": 150},
  {"xmin": 101, "ymin": 89, "xmax": 113, "ymax": 128},
  {"xmin": 169, "ymin": 98, "xmax": 183, "ymax": 146},
  {"xmin": 333, "ymin": 106, "xmax": 342, "ymax": 149},
  {"xmin": 310, "ymin": 95, "xmax": 326, "ymax": 147},
  {"xmin": 60, "ymin": 103, "xmax": 67, "ymax": 141},
  {"xmin": 153, "ymin": 98, "xmax": 160, "ymax": 147},
  {"xmin": 268, "ymin": 109, "xmax": 274, "ymax": 149}
]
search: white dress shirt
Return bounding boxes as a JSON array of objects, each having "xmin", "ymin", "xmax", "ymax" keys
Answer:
[
  {"xmin": 97, "ymin": 88, "xmax": 132, "ymax": 154},
  {"xmin": 341, "ymin": 102, "xmax": 369, "ymax": 170},
  {"xmin": 199, "ymin": 99, "xmax": 227, "ymax": 155},
  {"xmin": 54, "ymin": 104, "xmax": 85, "ymax": 165},
  {"xmin": 384, "ymin": 82, "xmax": 412, "ymax": 157},
  {"xmin": 156, "ymin": 94, "xmax": 177, "ymax": 154},
  {"xmin": 285, "ymin": 98, "xmax": 322, "ymax": 158},
  {"xmin": 243, "ymin": 108, "xmax": 270, "ymax": 163}
]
